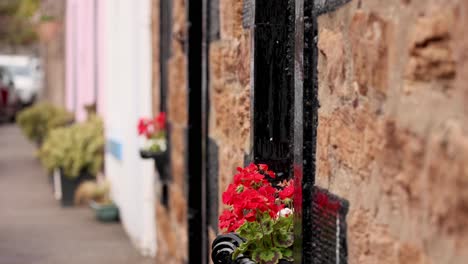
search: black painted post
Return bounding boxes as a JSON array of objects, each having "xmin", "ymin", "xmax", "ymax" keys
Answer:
[
  {"xmin": 293, "ymin": 0, "xmax": 319, "ymax": 263},
  {"xmin": 293, "ymin": 0, "xmax": 305, "ymax": 263},
  {"xmin": 203, "ymin": 0, "xmax": 221, "ymax": 236},
  {"xmin": 187, "ymin": 0, "xmax": 205, "ymax": 263},
  {"xmin": 250, "ymin": 0, "xmax": 296, "ymax": 180},
  {"xmin": 160, "ymin": 0, "xmax": 171, "ymax": 112},
  {"xmin": 293, "ymin": 1, "xmax": 351, "ymax": 263},
  {"xmin": 160, "ymin": 0, "xmax": 172, "ymax": 208}
]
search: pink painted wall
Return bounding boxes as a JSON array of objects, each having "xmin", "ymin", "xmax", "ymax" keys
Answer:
[
  {"xmin": 96, "ymin": 0, "xmax": 106, "ymax": 116},
  {"xmin": 66, "ymin": 0, "xmax": 106, "ymax": 121}
]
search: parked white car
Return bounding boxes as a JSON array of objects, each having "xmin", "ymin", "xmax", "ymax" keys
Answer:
[{"xmin": 0, "ymin": 55, "xmax": 43, "ymax": 105}]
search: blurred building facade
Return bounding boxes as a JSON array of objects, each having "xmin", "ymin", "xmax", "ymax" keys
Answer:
[
  {"xmin": 65, "ymin": 0, "xmax": 156, "ymax": 256},
  {"xmin": 39, "ymin": 0, "xmax": 66, "ymax": 107}
]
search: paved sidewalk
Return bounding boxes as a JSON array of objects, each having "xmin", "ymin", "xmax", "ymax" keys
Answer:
[{"xmin": 0, "ymin": 124, "xmax": 154, "ymax": 264}]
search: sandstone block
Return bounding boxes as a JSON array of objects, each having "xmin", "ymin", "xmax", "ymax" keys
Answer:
[{"xmin": 349, "ymin": 11, "xmax": 390, "ymax": 98}]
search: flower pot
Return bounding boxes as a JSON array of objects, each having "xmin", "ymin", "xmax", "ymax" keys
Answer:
[
  {"xmin": 89, "ymin": 201, "xmax": 119, "ymax": 222},
  {"xmin": 37, "ymin": 21, "xmax": 61, "ymax": 42},
  {"xmin": 139, "ymin": 150, "xmax": 169, "ymax": 182},
  {"xmin": 60, "ymin": 169, "xmax": 94, "ymax": 207},
  {"xmin": 139, "ymin": 149, "xmax": 165, "ymax": 159}
]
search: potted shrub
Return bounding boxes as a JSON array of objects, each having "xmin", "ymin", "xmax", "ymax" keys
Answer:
[
  {"xmin": 212, "ymin": 164, "xmax": 294, "ymax": 264},
  {"xmin": 38, "ymin": 116, "xmax": 104, "ymax": 206},
  {"xmin": 17, "ymin": 103, "xmax": 74, "ymax": 146},
  {"xmin": 137, "ymin": 112, "xmax": 168, "ymax": 179}
]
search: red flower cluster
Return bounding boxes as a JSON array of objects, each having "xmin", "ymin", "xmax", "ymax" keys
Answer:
[
  {"xmin": 219, "ymin": 163, "xmax": 294, "ymax": 233},
  {"xmin": 137, "ymin": 112, "xmax": 166, "ymax": 139}
]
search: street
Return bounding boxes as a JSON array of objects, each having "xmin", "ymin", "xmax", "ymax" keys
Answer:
[{"xmin": 0, "ymin": 124, "xmax": 153, "ymax": 264}]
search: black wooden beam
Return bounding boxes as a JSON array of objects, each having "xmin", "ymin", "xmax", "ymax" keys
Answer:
[
  {"xmin": 159, "ymin": 0, "xmax": 173, "ymax": 209},
  {"xmin": 296, "ymin": 0, "xmax": 320, "ymax": 263},
  {"xmin": 187, "ymin": 0, "xmax": 205, "ymax": 263},
  {"xmin": 251, "ymin": 0, "xmax": 296, "ymax": 180},
  {"xmin": 160, "ymin": 0, "xmax": 172, "ymax": 112}
]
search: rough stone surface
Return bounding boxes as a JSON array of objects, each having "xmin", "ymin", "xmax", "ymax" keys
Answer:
[
  {"xmin": 406, "ymin": 9, "xmax": 456, "ymax": 82},
  {"xmin": 154, "ymin": 0, "xmax": 188, "ymax": 262},
  {"xmin": 210, "ymin": 0, "xmax": 251, "ymax": 230},
  {"xmin": 349, "ymin": 11, "xmax": 390, "ymax": 98},
  {"xmin": 317, "ymin": 1, "xmax": 468, "ymax": 263}
]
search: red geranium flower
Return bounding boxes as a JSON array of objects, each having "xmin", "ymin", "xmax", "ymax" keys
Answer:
[
  {"xmin": 137, "ymin": 113, "xmax": 166, "ymax": 139},
  {"xmin": 219, "ymin": 163, "xmax": 293, "ymax": 233},
  {"xmin": 219, "ymin": 210, "xmax": 245, "ymax": 232},
  {"xmin": 154, "ymin": 112, "xmax": 166, "ymax": 130},
  {"xmin": 279, "ymin": 184, "xmax": 294, "ymax": 200},
  {"xmin": 138, "ymin": 118, "xmax": 149, "ymax": 135}
]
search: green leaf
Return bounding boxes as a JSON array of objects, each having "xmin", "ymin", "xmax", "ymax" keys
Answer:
[
  {"xmin": 280, "ymin": 248, "xmax": 293, "ymax": 261},
  {"xmin": 253, "ymin": 248, "xmax": 282, "ymax": 264},
  {"xmin": 273, "ymin": 232, "xmax": 294, "ymax": 248},
  {"xmin": 238, "ymin": 221, "xmax": 263, "ymax": 241}
]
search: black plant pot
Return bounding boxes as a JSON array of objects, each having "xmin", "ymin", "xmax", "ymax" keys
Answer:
[
  {"xmin": 139, "ymin": 150, "xmax": 169, "ymax": 182},
  {"xmin": 211, "ymin": 233, "xmax": 293, "ymax": 264},
  {"xmin": 139, "ymin": 149, "xmax": 164, "ymax": 159},
  {"xmin": 60, "ymin": 169, "xmax": 94, "ymax": 207}
]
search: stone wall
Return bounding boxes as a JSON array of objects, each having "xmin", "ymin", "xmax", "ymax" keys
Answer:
[
  {"xmin": 209, "ymin": 0, "xmax": 251, "ymax": 227},
  {"xmin": 153, "ymin": 0, "xmax": 468, "ymax": 263},
  {"xmin": 316, "ymin": 0, "xmax": 468, "ymax": 263},
  {"xmin": 153, "ymin": 0, "xmax": 251, "ymax": 262},
  {"xmin": 153, "ymin": 0, "xmax": 188, "ymax": 263}
]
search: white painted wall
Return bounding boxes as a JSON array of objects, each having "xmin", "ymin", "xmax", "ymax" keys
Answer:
[{"xmin": 102, "ymin": 0, "xmax": 156, "ymax": 256}]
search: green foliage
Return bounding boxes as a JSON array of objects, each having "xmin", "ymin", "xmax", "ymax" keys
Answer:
[
  {"xmin": 146, "ymin": 131, "xmax": 167, "ymax": 153},
  {"xmin": 15, "ymin": 0, "xmax": 39, "ymax": 19},
  {"xmin": 39, "ymin": 14, "xmax": 55, "ymax": 21},
  {"xmin": 0, "ymin": 0, "xmax": 39, "ymax": 45},
  {"xmin": 6, "ymin": 18, "xmax": 37, "ymax": 45},
  {"xmin": 17, "ymin": 103, "xmax": 74, "ymax": 143},
  {"xmin": 38, "ymin": 115, "xmax": 105, "ymax": 179},
  {"xmin": 234, "ymin": 213, "xmax": 294, "ymax": 264}
]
